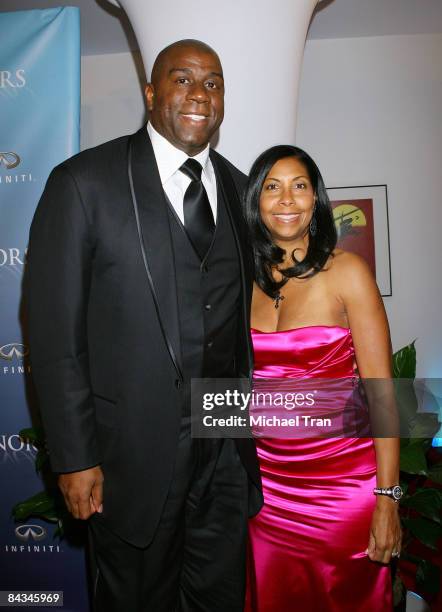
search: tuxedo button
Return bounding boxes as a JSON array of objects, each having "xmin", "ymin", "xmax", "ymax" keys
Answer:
[
  {"xmin": 207, "ymin": 341, "xmax": 213, "ymax": 349},
  {"xmin": 204, "ymin": 304, "xmax": 211, "ymax": 311},
  {"xmin": 175, "ymin": 379, "xmax": 182, "ymax": 389}
]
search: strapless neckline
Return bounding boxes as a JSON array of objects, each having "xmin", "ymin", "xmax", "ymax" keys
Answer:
[
  {"xmin": 251, "ymin": 325, "xmax": 351, "ymax": 334},
  {"xmin": 251, "ymin": 324, "xmax": 354, "ymax": 379}
]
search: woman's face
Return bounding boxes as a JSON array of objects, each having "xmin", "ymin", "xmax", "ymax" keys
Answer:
[{"xmin": 259, "ymin": 156, "xmax": 315, "ymax": 246}]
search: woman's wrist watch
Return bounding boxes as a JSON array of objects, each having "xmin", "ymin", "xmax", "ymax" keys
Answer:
[{"xmin": 373, "ymin": 485, "xmax": 403, "ymax": 503}]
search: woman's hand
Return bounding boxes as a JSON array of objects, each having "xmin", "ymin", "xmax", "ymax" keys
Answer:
[{"xmin": 366, "ymin": 496, "xmax": 402, "ymax": 563}]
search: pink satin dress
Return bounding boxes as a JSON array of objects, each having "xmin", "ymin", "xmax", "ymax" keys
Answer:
[{"xmin": 246, "ymin": 326, "xmax": 392, "ymax": 612}]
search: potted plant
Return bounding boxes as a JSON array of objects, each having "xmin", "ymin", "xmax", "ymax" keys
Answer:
[{"xmin": 392, "ymin": 342, "xmax": 442, "ymax": 608}]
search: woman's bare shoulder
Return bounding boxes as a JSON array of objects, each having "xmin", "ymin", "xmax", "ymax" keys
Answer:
[
  {"xmin": 330, "ymin": 248, "xmax": 370, "ymax": 268},
  {"xmin": 327, "ymin": 249, "xmax": 376, "ymax": 293}
]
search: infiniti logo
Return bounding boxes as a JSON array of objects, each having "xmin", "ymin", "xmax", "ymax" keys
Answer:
[
  {"xmin": 0, "ymin": 152, "xmax": 20, "ymax": 170},
  {"xmin": 15, "ymin": 524, "xmax": 47, "ymax": 542},
  {"xmin": 0, "ymin": 343, "xmax": 29, "ymax": 361}
]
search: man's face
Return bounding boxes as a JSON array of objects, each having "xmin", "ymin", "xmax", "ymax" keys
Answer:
[{"xmin": 145, "ymin": 45, "xmax": 225, "ymax": 156}]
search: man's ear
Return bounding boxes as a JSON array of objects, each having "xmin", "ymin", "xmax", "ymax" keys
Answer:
[{"xmin": 145, "ymin": 83, "xmax": 154, "ymax": 111}]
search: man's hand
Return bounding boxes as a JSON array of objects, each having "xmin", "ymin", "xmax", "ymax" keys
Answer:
[{"xmin": 58, "ymin": 466, "xmax": 104, "ymax": 520}]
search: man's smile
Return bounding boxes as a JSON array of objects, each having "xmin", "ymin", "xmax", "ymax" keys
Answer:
[{"xmin": 180, "ymin": 113, "xmax": 209, "ymax": 122}]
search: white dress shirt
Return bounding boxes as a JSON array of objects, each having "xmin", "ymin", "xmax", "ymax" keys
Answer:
[{"xmin": 147, "ymin": 122, "xmax": 217, "ymax": 224}]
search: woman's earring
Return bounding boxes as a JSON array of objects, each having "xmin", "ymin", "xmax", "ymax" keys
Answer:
[{"xmin": 309, "ymin": 214, "xmax": 317, "ymax": 236}]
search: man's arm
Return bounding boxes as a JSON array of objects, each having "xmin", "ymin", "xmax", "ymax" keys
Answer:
[{"xmin": 27, "ymin": 164, "xmax": 103, "ymax": 519}]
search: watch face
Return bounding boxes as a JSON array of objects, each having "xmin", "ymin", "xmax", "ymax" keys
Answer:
[{"xmin": 392, "ymin": 485, "xmax": 403, "ymax": 500}]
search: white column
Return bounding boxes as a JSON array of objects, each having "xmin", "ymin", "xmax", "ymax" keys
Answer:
[{"xmin": 106, "ymin": 0, "xmax": 318, "ymax": 171}]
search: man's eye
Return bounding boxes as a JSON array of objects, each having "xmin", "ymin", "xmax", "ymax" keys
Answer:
[
  {"xmin": 176, "ymin": 78, "xmax": 189, "ymax": 84},
  {"xmin": 206, "ymin": 81, "xmax": 216, "ymax": 89}
]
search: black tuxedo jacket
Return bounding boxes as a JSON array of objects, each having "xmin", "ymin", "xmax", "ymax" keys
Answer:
[{"xmin": 27, "ymin": 126, "xmax": 262, "ymax": 547}]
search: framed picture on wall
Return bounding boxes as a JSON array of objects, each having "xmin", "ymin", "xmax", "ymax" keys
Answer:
[{"xmin": 326, "ymin": 184, "xmax": 392, "ymax": 297}]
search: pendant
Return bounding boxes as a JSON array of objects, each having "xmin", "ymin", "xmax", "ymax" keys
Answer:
[{"xmin": 274, "ymin": 292, "xmax": 285, "ymax": 309}]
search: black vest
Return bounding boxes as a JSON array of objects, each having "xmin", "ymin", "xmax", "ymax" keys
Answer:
[{"xmin": 167, "ymin": 182, "xmax": 241, "ymax": 382}]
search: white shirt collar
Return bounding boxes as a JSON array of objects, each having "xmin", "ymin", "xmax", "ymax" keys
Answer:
[{"xmin": 147, "ymin": 122, "xmax": 210, "ymax": 185}]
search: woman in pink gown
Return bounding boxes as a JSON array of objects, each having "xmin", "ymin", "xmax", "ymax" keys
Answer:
[{"xmin": 243, "ymin": 145, "xmax": 401, "ymax": 611}]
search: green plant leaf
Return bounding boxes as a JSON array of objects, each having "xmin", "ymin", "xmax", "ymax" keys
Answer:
[
  {"xmin": 408, "ymin": 414, "xmax": 441, "ymax": 440},
  {"xmin": 399, "ymin": 480, "xmax": 409, "ymax": 496},
  {"xmin": 428, "ymin": 464, "xmax": 442, "ymax": 485},
  {"xmin": 12, "ymin": 491, "xmax": 56, "ymax": 521},
  {"xmin": 400, "ymin": 437, "xmax": 431, "ymax": 450},
  {"xmin": 401, "ymin": 488, "xmax": 442, "ymax": 523},
  {"xmin": 53, "ymin": 520, "xmax": 65, "ymax": 539},
  {"xmin": 402, "ymin": 517, "xmax": 442, "ymax": 550},
  {"xmin": 18, "ymin": 427, "xmax": 45, "ymax": 445},
  {"xmin": 396, "ymin": 389, "xmax": 419, "ymax": 435},
  {"xmin": 400, "ymin": 441, "xmax": 428, "ymax": 475},
  {"xmin": 34, "ymin": 510, "xmax": 59, "ymax": 523},
  {"xmin": 399, "ymin": 551, "xmax": 422, "ymax": 565},
  {"xmin": 393, "ymin": 341, "xmax": 416, "ymax": 379},
  {"xmin": 416, "ymin": 559, "xmax": 441, "ymax": 594},
  {"xmin": 35, "ymin": 449, "xmax": 49, "ymax": 473}
]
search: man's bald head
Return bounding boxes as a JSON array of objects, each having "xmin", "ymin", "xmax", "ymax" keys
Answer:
[
  {"xmin": 145, "ymin": 39, "xmax": 225, "ymax": 156},
  {"xmin": 151, "ymin": 39, "xmax": 221, "ymax": 85}
]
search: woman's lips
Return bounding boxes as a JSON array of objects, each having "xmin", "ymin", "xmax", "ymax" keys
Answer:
[{"xmin": 273, "ymin": 213, "xmax": 301, "ymax": 224}]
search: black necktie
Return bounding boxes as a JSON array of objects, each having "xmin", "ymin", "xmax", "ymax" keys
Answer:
[{"xmin": 180, "ymin": 158, "xmax": 215, "ymax": 260}]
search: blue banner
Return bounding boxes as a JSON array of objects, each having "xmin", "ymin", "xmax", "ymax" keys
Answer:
[{"xmin": 0, "ymin": 8, "xmax": 88, "ymax": 610}]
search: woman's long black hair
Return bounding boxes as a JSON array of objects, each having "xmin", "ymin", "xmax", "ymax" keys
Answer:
[{"xmin": 243, "ymin": 145, "xmax": 337, "ymax": 299}]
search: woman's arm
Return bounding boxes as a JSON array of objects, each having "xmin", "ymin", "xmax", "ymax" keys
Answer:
[{"xmin": 337, "ymin": 252, "xmax": 401, "ymax": 564}]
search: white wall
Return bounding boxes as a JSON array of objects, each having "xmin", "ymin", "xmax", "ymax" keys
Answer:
[
  {"xmin": 81, "ymin": 51, "xmax": 146, "ymax": 150},
  {"xmin": 296, "ymin": 33, "xmax": 442, "ymax": 376},
  {"xmin": 81, "ymin": 33, "xmax": 442, "ymax": 376}
]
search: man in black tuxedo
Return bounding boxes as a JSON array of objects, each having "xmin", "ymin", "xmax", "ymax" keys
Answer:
[{"xmin": 27, "ymin": 39, "xmax": 262, "ymax": 611}]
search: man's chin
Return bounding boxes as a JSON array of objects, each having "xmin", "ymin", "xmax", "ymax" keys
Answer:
[{"xmin": 176, "ymin": 134, "xmax": 213, "ymax": 155}]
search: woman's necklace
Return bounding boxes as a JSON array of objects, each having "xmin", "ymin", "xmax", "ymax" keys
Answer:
[{"xmin": 274, "ymin": 292, "xmax": 285, "ymax": 309}]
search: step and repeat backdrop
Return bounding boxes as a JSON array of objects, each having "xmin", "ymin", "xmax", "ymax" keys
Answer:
[{"xmin": 0, "ymin": 8, "xmax": 90, "ymax": 610}]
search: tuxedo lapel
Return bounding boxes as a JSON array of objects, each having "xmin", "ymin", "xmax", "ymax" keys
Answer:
[{"xmin": 128, "ymin": 127, "xmax": 183, "ymax": 380}]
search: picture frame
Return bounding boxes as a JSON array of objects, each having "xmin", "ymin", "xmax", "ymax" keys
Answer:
[{"xmin": 326, "ymin": 184, "xmax": 392, "ymax": 297}]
